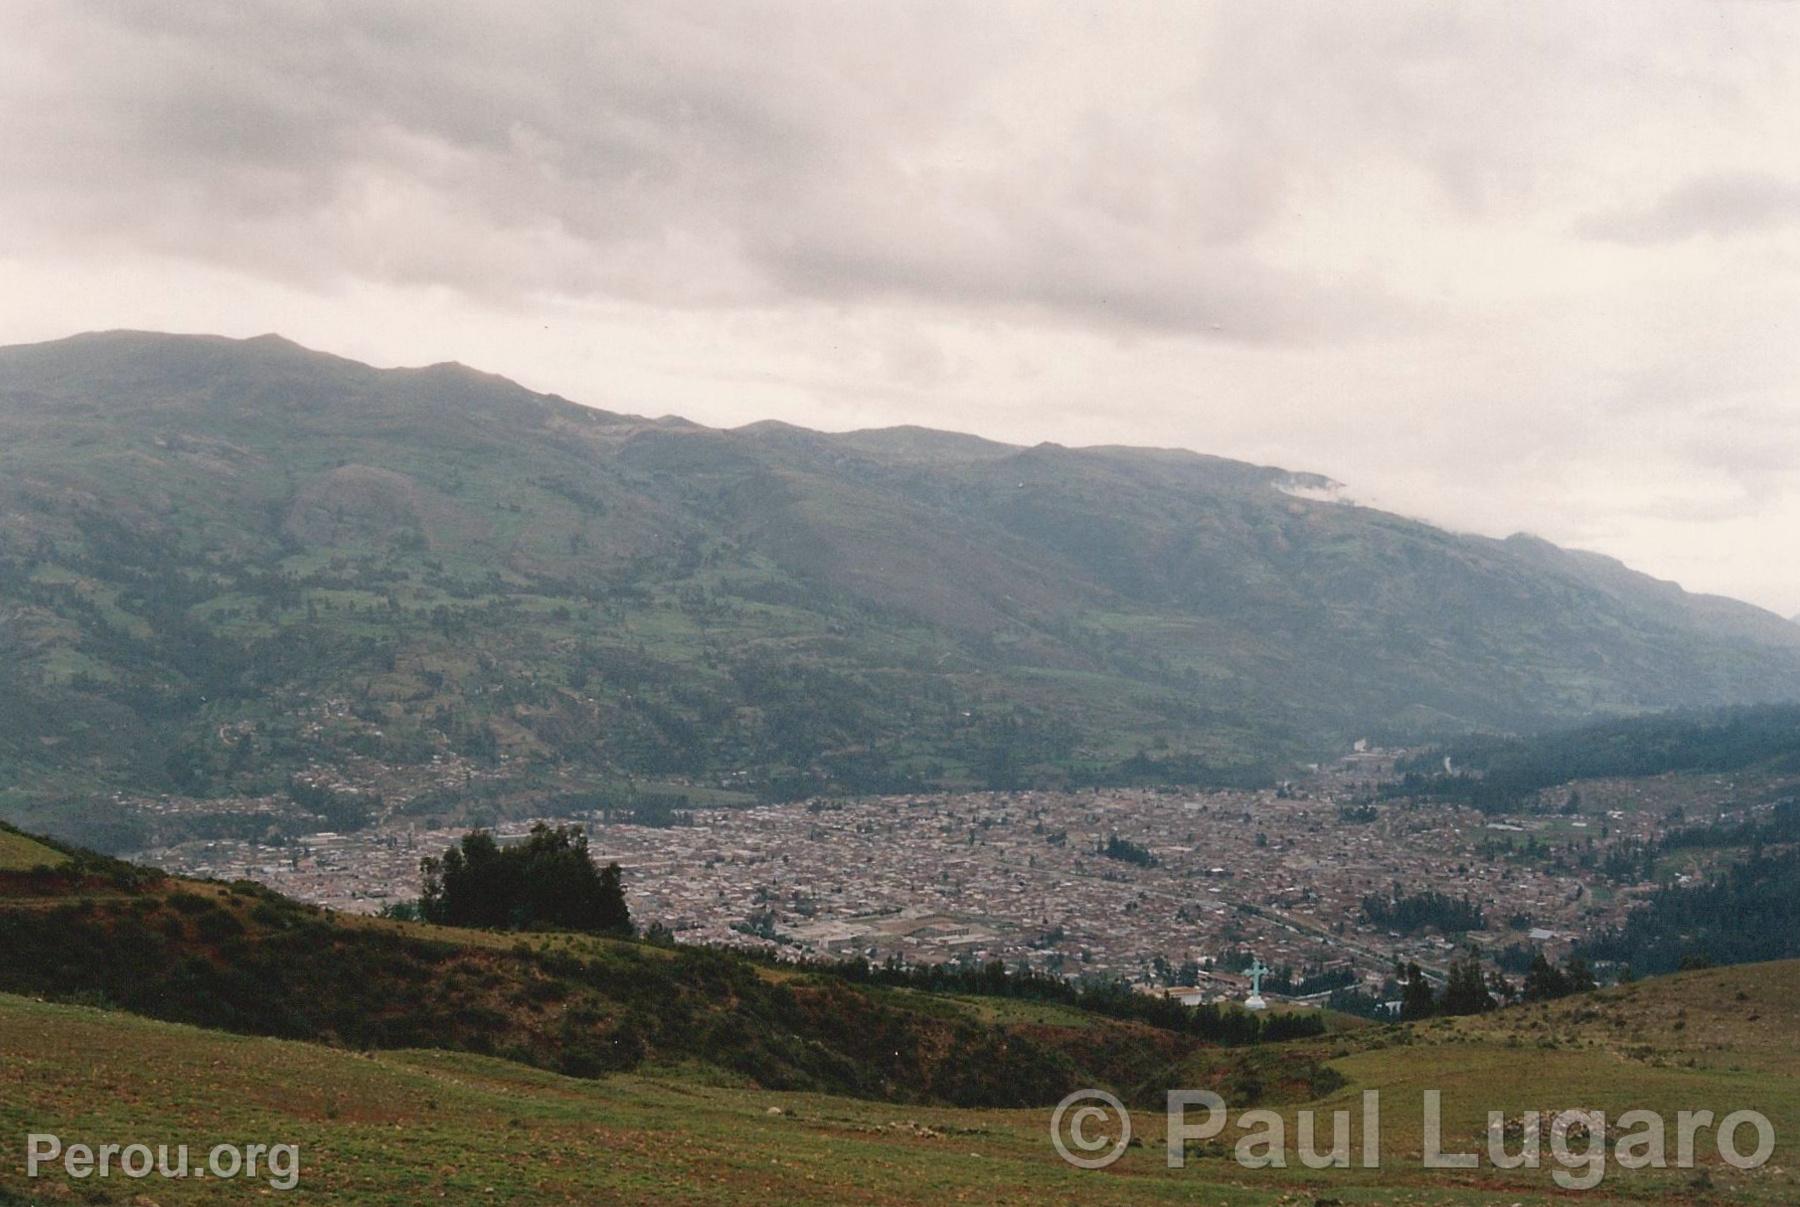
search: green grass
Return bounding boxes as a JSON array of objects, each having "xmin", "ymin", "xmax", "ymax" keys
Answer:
[
  {"xmin": 0, "ymin": 827, "xmax": 67, "ymax": 870},
  {"xmin": 5, "ymin": 961, "xmax": 1799, "ymax": 1203}
]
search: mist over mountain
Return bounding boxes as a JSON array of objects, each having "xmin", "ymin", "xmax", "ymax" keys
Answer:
[{"xmin": 3, "ymin": 331, "xmax": 1799, "ymax": 834}]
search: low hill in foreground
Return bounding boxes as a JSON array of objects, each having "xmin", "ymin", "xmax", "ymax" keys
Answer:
[
  {"xmin": 0, "ymin": 825, "xmax": 1326, "ymax": 1110},
  {"xmin": 2, "ymin": 826, "xmax": 1796, "ymax": 1203},
  {"xmin": 7, "ymin": 331, "xmax": 1800, "ymax": 844},
  {"xmin": 3, "ymin": 957, "xmax": 1794, "ymax": 1202}
]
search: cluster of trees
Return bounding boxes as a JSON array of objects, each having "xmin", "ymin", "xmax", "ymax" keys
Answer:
[
  {"xmin": 1661, "ymin": 798, "xmax": 1800, "ymax": 854},
  {"xmin": 1389, "ymin": 704, "xmax": 1800, "ymax": 814},
  {"xmin": 1596, "ymin": 798, "xmax": 1800, "ymax": 885},
  {"xmin": 1580, "ymin": 846, "xmax": 1800, "ymax": 975},
  {"xmin": 1390, "ymin": 946, "xmax": 1597, "ymax": 1020},
  {"xmin": 419, "ymin": 824, "xmax": 631, "ymax": 935},
  {"xmin": 1392, "ymin": 952, "xmax": 1493, "ymax": 1020},
  {"xmin": 1360, "ymin": 886, "xmax": 1486, "ymax": 934},
  {"xmin": 1323, "ymin": 984, "xmax": 1388, "ymax": 1018},
  {"xmin": 1521, "ymin": 950, "xmax": 1599, "ymax": 1002},
  {"xmin": 1097, "ymin": 834, "xmax": 1158, "ymax": 867}
]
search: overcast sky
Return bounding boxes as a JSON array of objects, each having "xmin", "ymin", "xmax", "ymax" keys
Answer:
[{"xmin": 3, "ymin": 2, "xmax": 1798, "ymax": 614}]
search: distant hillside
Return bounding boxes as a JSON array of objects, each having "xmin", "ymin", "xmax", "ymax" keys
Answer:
[{"xmin": 4, "ymin": 331, "xmax": 1800, "ymax": 840}]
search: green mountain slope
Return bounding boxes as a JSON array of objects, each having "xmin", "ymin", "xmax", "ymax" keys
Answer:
[{"xmin": 3, "ymin": 331, "xmax": 1799, "ymax": 838}]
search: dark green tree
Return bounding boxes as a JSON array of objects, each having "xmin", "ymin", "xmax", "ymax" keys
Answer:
[
  {"xmin": 420, "ymin": 824, "xmax": 632, "ymax": 935},
  {"xmin": 1523, "ymin": 950, "xmax": 1567, "ymax": 1001},
  {"xmin": 595, "ymin": 860, "xmax": 631, "ymax": 936},
  {"xmin": 1399, "ymin": 960, "xmax": 1436, "ymax": 1020},
  {"xmin": 1440, "ymin": 946, "xmax": 1494, "ymax": 1016}
]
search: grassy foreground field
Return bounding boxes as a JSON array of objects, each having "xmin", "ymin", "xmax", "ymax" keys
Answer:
[
  {"xmin": 4, "ymin": 961, "xmax": 1798, "ymax": 1204},
  {"xmin": 0, "ymin": 829, "xmax": 66, "ymax": 872}
]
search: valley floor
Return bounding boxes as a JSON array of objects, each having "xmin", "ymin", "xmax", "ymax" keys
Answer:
[{"xmin": 135, "ymin": 756, "xmax": 1755, "ymax": 994}]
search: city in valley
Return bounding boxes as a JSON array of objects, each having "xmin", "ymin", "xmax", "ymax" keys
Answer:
[{"xmin": 130, "ymin": 747, "xmax": 1774, "ymax": 1006}]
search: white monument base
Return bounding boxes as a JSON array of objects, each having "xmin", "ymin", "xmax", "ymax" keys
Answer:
[{"xmin": 1244, "ymin": 994, "xmax": 1267, "ymax": 1011}]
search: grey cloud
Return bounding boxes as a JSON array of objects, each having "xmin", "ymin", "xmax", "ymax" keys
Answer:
[
  {"xmin": 1576, "ymin": 173, "xmax": 1800, "ymax": 244},
  {"xmin": 0, "ymin": 0, "xmax": 1413, "ymax": 339},
  {"xmin": 765, "ymin": 216, "xmax": 1395, "ymax": 343},
  {"xmin": 6, "ymin": 1, "xmax": 1795, "ymax": 333}
]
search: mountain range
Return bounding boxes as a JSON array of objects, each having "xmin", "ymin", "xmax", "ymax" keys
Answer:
[{"xmin": 3, "ymin": 330, "xmax": 1799, "ymax": 840}]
